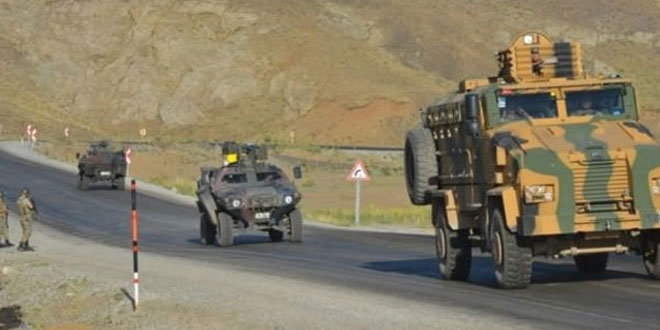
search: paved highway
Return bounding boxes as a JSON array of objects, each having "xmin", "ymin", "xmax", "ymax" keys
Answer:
[{"xmin": 0, "ymin": 149, "xmax": 658, "ymax": 329}]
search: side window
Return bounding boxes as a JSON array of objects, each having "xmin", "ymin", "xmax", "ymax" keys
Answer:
[
  {"xmin": 256, "ymin": 171, "xmax": 282, "ymax": 182},
  {"xmin": 221, "ymin": 173, "xmax": 247, "ymax": 184}
]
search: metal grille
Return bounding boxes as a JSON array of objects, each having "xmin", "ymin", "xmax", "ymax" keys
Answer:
[
  {"xmin": 573, "ymin": 160, "xmax": 630, "ymax": 204},
  {"xmin": 249, "ymin": 194, "xmax": 277, "ymax": 208}
]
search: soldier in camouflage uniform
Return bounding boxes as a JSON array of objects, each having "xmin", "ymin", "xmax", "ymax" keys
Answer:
[
  {"xmin": 16, "ymin": 188, "xmax": 36, "ymax": 252},
  {"xmin": 0, "ymin": 192, "xmax": 13, "ymax": 248}
]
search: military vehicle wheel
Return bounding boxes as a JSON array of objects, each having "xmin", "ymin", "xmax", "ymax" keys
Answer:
[
  {"xmin": 200, "ymin": 213, "xmax": 216, "ymax": 245},
  {"xmin": 79, "ymin": 176, "xmax": 89, "ymax": 191},
  {"xmin": 268, "ymin": 229, "xmax": 283, "ymax": 242},
  {"xmin": 404, "ymin": 126, "xmax": 437, "ymax": 205},
  {"xmin": 288, "ymin": 208, "xmax": 303, "ymax": 243},
  {"xmin": 113, "ymin": 178, "xmax": 125, "ymax": 190},
  {"xmin": 490, "ymin": 208, "xmax": 532, "ymax": 289},
  {"xmin": 642, "ymin": 239, "xmax": 660, "ymax": 279},
  {"xmin": 574, "ymin": 253, "xmax": 608, "ymax": 274},
  {"xmin": 434, "ymin": 201, "xmax": 471, "ymax": 280},
  {"xmin": 217, "ymin": 212, "xmax": 233, "ymax": 247}
]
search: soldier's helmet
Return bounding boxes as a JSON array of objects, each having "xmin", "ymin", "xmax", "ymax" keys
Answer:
[{"xmin": 20, "ymin": 188, "xmax": 30, "ymax": 196}]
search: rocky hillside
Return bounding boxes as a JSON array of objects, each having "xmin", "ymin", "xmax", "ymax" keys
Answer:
[{"xmin": 1, "ymin": 0, "xmax": 660, "ymax": 145}]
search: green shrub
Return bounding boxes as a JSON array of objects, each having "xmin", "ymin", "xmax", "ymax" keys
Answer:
[{"xmin": 306, "ymin": 206, "xmax": 432, "ymax": 228}]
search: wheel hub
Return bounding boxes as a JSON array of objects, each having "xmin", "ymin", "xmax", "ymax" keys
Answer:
[
  {"xmin": 493, "ymin": 231, "xmax": 503, "ymax": 266},
  {"xmin": 436, "ymin": 227, "xmax": 447, "ymax": 260}
]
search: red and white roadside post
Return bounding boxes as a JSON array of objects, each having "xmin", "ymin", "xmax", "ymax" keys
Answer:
[
  {"xmin": 131, "ymin": 180, "xmax": 140, "ymax": 311},
  {"xmin": 346, "ymin": 160, "xmax": 371, "ymax": 227},
  {"xmin": 29, "ymin": 127, "xmax": 37, "ymax": 149},
  {"xmin": 23, "ymin": 124, "xmax": 33, "ymax": 146},
  {"xmin": 125, "ymin": 147, "xmax": 132, "ymax": 178}
]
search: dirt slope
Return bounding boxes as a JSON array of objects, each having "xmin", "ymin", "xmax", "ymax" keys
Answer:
[{"xmin": 0, "ymin": 0, "xmax": 659, "ymax": 145}]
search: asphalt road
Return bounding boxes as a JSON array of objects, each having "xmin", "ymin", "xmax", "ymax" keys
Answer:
[{"xmin": 1, "ymin": 149, "xmax": 659, "ymax": 329}]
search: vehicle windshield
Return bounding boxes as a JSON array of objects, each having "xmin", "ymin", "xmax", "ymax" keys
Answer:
[
  {"xmin": 498, "ymin": 92, "xmax": 558, "ymax": 123},
  {"xmin": 566, "ymin": 88, "xmax": 625, "ymax": 117},
  {"xmin": 256, "ymin": 171, "xmax": 281, "ymax": 182},
  {"xmin": 221, "ymin": 173, "xmax": 247, "ymax": 184}
]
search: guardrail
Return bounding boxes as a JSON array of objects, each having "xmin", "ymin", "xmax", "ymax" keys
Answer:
[
  {"xmin": 1, "ymin": 138, "xmax": 404, "ymax": 153},
  {"xmin": 316, "ymin": 145, "xmax": 404, "ymax": 152}
]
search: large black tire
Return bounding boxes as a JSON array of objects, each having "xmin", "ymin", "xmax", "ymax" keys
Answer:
[
  {"xmin": 288, "ymin": 208, "xmax": 303, "ymax": 243},
  {"xmin": 404, "ymin": 126, "xmax": 437, "ymax": 205},
  {"xmin": 113, "ymin": 177, "xmax": 125, "ymax": 190},
  {"xmin": 79, "ymin": 176, "xmax": 89, "ymax": 191},
  {"xmin": 574, "ymin": 253, "xmax": 608, "ymax": 274},
  {"xmin": 433, "ymin": 201, "xmax": 471, "ymax": 280},
  {"xmin": 217, "ymin": 212, "xmax": 234, "ymax": 247},
  {"xmin": 642, "ymin": 239, "xmax": 660, "ymax": 279},
  {"xmin": 200, "ymin": 213, "xmax": 216, "ymax": 245},
  {"xmin": 268, "ymin": 229, "xmax": 283, "ymax": 242},
  {"xmin": 490, "ymin": 208, "xmax": 532, "ymax": 289}
]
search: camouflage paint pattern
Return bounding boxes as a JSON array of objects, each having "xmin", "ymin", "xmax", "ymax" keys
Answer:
[
  {"xmin": 493, "ymin": 118, "xmax": 660, "ymax": 236},
  {"xmin": 421, "ymin": 32, "xmax": 660, "ymax": 242}
]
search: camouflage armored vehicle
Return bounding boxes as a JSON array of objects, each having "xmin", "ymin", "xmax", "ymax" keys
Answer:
[
  {"xmin": 404, "ymin": 32, "xmax": 660, "ymax": 288},
  {"xmin": 196, "ymin": 142, "xmax": 303, "ymax": 247},
  {"xmin": 76, "ymin": 141, "xmax": 127, "ymax": 190}
]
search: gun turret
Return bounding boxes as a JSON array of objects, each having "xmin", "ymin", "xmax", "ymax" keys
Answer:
[
  {"xmin": 221, "ymin": 142, "xmax": 268, "ymax": 166},
  {"xmin": 497, "ymin": 32, "xmax": 584, "ymax": 83}
]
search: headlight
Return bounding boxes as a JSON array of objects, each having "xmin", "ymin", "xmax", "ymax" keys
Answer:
[
  {"xmin": 231, "ymin": 199, "xmax": 241, "ymax": 208},
  {"xmin": 652, "ymin": 178, "xmax": 660, "ymax": 195},
  {"xmin": 284, "ymin": 195, "xmax": 293, "ymax": 204},
  {"xmin": 524, "ymin": 185, "xmax": 554, "ymax": 203}
]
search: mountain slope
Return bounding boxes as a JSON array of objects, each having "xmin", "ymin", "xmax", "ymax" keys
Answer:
[{"xmin": 0, "ymin": 0, "xmax": 659, "ymax": 145}]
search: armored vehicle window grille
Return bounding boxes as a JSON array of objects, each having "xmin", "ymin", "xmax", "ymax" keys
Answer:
[
  {"xmin": 497, "ymin": 92, "xmax": 558, "ymax": 123},
  {"xmin": 572, "ymin": 160, "xmax": 631, "ymax": 210},
  {"xmin": 248, "ymin": 194, "xmax": 278, "ymax": 208},
  {"xmin": 566, "ymin": 88, "xmax": 625, "ymax": 117}
]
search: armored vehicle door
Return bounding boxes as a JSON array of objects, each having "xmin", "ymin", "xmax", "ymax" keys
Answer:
[{"xmin": 434, "ymin": 94, "xmax": 491, "ymax": 211}]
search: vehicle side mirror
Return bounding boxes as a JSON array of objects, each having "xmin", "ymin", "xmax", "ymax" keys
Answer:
[
  {"xmin": 465, "ymin": 94, "xmax": 481, "ymax": 136},
  {"xmin": 293, "ymin": 166, "xmax": 302, "ymax": 179},
  {"xmin": 75, "ymin": 152, "xmax": 80, "ymax": 159}
]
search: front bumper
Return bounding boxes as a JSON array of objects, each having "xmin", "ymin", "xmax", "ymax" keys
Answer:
[
  {"xmin": 520, "ymin": 210, "xmax": 660, "ymax": 236},
  {"xmin": 226, "ymin": 204, "xmax": 297, "ymax": 225}
]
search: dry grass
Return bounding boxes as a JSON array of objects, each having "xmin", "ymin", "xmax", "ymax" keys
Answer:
[{"xmin": 307, "ymin": 206, "xmax": 431, "ymax": 228}]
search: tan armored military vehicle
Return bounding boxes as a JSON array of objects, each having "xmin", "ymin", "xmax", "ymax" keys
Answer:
[{"xmin": 404, "ymin": 32, "xmax": 660, "ymax": 288}]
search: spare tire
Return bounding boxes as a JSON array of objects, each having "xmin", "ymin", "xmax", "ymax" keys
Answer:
[{"xmin": 404, "ymin": 126, "xmax": 437, "ymax": 205}]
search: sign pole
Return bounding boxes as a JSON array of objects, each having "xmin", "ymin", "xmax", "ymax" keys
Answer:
[
  {"xmin": 355, "ymin": 179, "xmax": 361, "ymax": 226},
  {"xmin": 131, "ymin": 180, "xmax": 140, "ymax": 312},
  {"xmin": 347, "ymin": 159, "xmax": 370, "ymax": 227}
]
